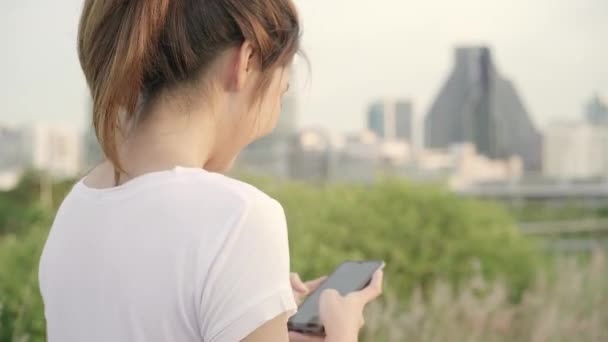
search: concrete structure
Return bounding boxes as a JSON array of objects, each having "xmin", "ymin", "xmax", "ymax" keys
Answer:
[
  {"xmin": 367, "ymin": 99, "xmax": 413, "ymax": 142},
  {"xmin": 543, "ymin": 122, "xmax": 608, "ymax": 180},
  {"xmin": 585, "ymin": 94, "xmax": 608, "ymax": 125},
  {"xmin": 21, "ymin": 124, "xmax": 81, "ymax": 179},
  {"xmin": 425, "ymin": 46, "xmax": 542, "ymax": 171},
  {"xmin": 459, "ymin": 182, "xmax": 608, "ymax": 209}
]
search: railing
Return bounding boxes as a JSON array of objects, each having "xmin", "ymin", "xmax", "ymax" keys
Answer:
[
  {"xmin": 519, "ymin": 219, "xmax": 608, "ymax": 235},
  {"xmin": 519, "ymin": 219, "xmax": 608, "ymax": 252}
]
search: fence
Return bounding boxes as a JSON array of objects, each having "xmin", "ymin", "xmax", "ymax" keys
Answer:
[{"xmin": 519, "ymin": 219, "xmax": 608, "ymax": 252}]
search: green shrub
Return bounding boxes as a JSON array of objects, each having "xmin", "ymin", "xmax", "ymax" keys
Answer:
[
  {"xmin": 0, "ymin": 226, "xmax": 48, "ymax": 342},
  {"xmin": 259, "ymin": 179, "xmax": 539, "ymax": 301}
]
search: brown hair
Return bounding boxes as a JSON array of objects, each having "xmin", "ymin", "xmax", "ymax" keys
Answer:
[{"xmin": 78, "ymin": 0, "xmax": 300, "ymax": 173}]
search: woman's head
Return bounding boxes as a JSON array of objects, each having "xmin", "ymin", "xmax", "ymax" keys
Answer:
[{"xmin": 78, "ymin": 0, "xmax": 300, "ymax": 173}]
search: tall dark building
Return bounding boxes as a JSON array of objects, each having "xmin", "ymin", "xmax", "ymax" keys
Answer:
[
  {"xmin": 367, "ymin": 99, "xmax": 413, "ymax": 142},
  {"xmin": 425, "ymin": 47, "xmax": 542, "ymax": 171}
]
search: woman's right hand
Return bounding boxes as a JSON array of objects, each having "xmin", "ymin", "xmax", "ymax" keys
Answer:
[{"xmin": 320, "ymin": 270, "xmax": 384, "ymax": 341}]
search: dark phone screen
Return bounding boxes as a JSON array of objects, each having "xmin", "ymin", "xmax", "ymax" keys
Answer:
[{"xmin": 289, "ymin": 261, "xmax": 382, "ymax": 325}]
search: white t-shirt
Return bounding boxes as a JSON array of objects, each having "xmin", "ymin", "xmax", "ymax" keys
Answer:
[{"xmin": 39, "ymin": 166, "xmax": 296, "ymax": 342}]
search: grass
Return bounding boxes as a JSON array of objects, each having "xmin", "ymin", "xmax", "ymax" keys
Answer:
[{"xmin": 362, "ymin": 251, "xmax": 608, "ymax": 342}]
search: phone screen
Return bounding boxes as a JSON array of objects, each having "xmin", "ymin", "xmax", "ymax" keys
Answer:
[{"xmin": 289, "ymin": 261, "xmax": 383, "ymax": 326}]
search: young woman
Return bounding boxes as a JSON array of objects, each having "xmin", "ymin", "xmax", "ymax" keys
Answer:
[{"xmin": 39, "ymin": 1, "xmax": 383, "ymax": 341}]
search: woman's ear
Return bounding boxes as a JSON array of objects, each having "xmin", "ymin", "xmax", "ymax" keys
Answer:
[{"xmin": 229, "ymin": 41, "xmax": 255, "ymax": 92}]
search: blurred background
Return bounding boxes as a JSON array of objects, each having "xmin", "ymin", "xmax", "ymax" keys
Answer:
[{"xmin": 1, "ymin": 0, "xmax": 607, "ymax": 341}]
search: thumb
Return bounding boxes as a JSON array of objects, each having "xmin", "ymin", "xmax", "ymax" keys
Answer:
[{"xmin": 290, "ymin": 273, "xmax": 309, "ymax": 293}]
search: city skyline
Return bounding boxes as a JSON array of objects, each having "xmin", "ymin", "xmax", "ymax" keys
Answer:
[{"xmin": 1, "ymin": 0, "xmax": 606, "ymax": 133}]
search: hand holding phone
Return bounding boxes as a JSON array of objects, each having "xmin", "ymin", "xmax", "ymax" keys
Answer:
[{"xmin": 288, "ymin": 260, "xmax": 385, "ymax": 338}]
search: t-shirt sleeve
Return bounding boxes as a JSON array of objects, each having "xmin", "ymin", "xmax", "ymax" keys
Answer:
[{"xmin": 198, "ymin": 195, "xmax": 296, "ymax": 342}]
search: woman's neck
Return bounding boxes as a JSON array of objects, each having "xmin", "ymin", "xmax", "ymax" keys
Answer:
[{"xmin": 87, "ymin": 101, "xmax": 222, "ymax": 188}]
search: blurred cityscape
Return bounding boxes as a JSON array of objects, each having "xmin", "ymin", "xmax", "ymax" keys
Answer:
[{"xmin": 1, "ymin": 45, "xmax": 607, "ymax": 199}]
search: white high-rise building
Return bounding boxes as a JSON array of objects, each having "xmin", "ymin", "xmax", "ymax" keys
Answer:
[
  {"xmin": 22, "ymin": 124, "xmax": 82, "ymax": 179},
  {"xmin": 543, "ymin": 122, "xmax": 608, "ymax": 179}
]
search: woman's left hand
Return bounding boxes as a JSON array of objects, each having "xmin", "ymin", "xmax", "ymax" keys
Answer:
[{"xmin": 289, "ymin": 273, "xmax": 327, "ymax": 342}]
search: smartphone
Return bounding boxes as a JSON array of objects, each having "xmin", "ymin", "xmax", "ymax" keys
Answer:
[{"xmin": 287, "ymin": 260, "xmax": 385, "ymax": 336}]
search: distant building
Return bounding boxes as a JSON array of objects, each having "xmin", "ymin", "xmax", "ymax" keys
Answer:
[
  {"xmin": 425, "ymin": 46, "xmax": 542, "ymax": 171},
  {"xmin": 0, "ymin": 124, "xmax": 24, "ymax": 170},
  {"xmin": 238, "ymin": 69, "xmax": 299, "ymax": 177},
  {"xmin": 285, "ymin": 127, "xmax": 520, "ymax": 188},
  {"xmin": 286, "ymin": 129, "xmax": 383, "ymax": 183},
  {"xmin": 83, "ymin": 124, "xmax": 103, "ymax": 170},
  {"xmin": 367, "ymin": 99, "xmax": 413, "ymax": 142},
  {"xmin": 0, "ymin": 124, "xmax": 24, "ymax": 190},
  {"xmin": 21, "ymin": 124, "xmax": 81, "ymax": 179},
  {"xmin": 543, "ymin": 122, "xmax": 608, "ymax": 180},
  {"xmin": 333, "ymin": 130, "xmax": 382, "ymax": 182},
  {"xmin": 288, "ymin": 128, "xmax": 332, "ymax": 182},
  {"xmin": 585, "ymin": 94, "xmax": 608, "ymax": 125},
  {"xmin": 82, "ymin": 99, "xmax": 104, "ymax": 170},
  {"xmin": 390, "ymin": 143, "xmax": 522, "ymax": 190}
]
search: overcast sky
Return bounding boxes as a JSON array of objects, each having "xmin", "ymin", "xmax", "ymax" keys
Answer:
[{"xmin": 1, "ymin": 0, "xmax": 606, "ymax": 133}]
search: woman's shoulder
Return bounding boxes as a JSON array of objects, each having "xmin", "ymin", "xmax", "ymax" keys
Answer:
[
  {"xmin": 171, "ymin": 167, "xmax": 285, "ymax": 223},
  {"xmin": 177, "ymin": 168, "xmax": 278, "ymax": 207}
]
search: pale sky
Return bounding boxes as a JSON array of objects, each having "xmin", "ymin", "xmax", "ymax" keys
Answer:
[{"xmin": 1, "ymin": 0, "xmax": 606, "ymax": 133}]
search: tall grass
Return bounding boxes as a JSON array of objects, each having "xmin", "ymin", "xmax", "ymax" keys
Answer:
[{"xmin": 363, "ymin": 251, "xmax": 608, "ymax": 342}]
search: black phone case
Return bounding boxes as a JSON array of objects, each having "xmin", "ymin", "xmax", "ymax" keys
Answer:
[{"xmin": 287, "ymin": 260, "xmax": 384, "ymax": 336}]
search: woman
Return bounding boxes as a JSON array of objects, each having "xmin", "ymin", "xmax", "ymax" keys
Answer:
[{"xmin": 39, "ymin": 0, "xmax": 383, "ymax": 341}]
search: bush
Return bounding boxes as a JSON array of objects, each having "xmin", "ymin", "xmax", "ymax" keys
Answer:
[
  {"xmin": 259, "ymin": 179, "xmax": 539, "ymax": 301},
  {"xmin": 0, "ymin": 170, "xmax": 72, "ymax": 237},
  {"xmin": 0, "ymin": 226, "xmax": 48, "ymax": 342}
]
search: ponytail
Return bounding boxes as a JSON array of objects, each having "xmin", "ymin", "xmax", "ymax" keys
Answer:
[{"xmin": 78, "ymin": 0, "xmax": 170, "ymax": 174}]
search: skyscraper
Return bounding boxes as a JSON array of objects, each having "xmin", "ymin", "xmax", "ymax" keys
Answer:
[
  {"xmin": 425, "ymin": 46, "xmax": 542, "ymax": 171},
  {"xmin": 367, "ymin": 99, "xmax": 413, "ymax": 142},
  {"xmin": 585, "ymin": 94, "xmax": 608, "ymax": 125}
]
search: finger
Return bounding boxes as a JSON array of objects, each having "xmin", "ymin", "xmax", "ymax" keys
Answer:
[
  {"xmin": 290, "ymin": 273, "xmax": 309, "ymax": 293},
  {"xmin": 288, "ymin": 331, "xmax": 325, "ymax": 342},
  {"xmin": 354, "ymin": 270, "xmax": 384, "ymax": 303},
  {"xmin": 304, "ymin": 276, "xmax": 327, "ymax": 293}
]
